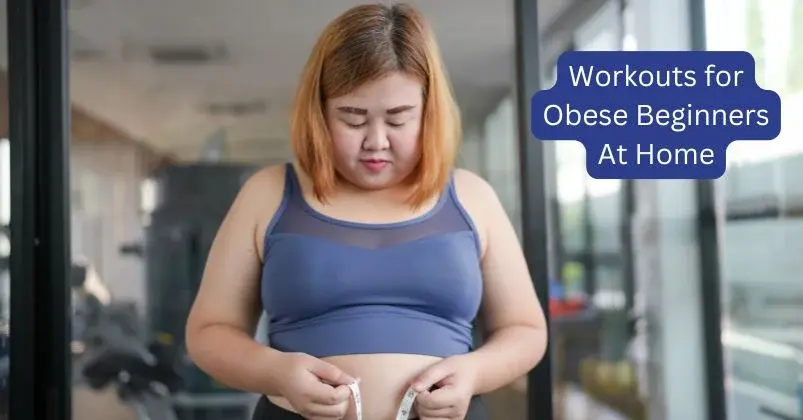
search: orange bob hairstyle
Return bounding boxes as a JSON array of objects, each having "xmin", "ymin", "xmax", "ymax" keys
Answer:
[{"xmin": 289, "ymin": 3, "xmax": 461, "ymax": 208}]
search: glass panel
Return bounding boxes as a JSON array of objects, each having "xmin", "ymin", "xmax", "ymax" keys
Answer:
[
  {"xmin": 549, "ymin": 2, "xmax": 646, "ymax": 419},
  {"xmin": 0, "ymin": 0, "xmax": 10, "ymax": 416},
  {"xmin": 465, "ymin": 94, "xmax": 527, "ymax": 420},
  {"xmin": 705, "ymin": 0, "xmax": 803, "ymax": 418},
  {"xmin": 69, "ymin": 3, "xmax": 526, "ymax": 420},
  {"xmin": 0, "ymin": 136, "xmax": 8, "ymax": 419},
  {"xmin": 68, "ymin": 2, "xmax": 265, "ymax": 418}
]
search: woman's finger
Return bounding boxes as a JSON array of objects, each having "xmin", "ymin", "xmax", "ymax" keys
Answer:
[
  {"xmin": 416, "ymin": 386, "xmax": 461, "ymax": 409},
  {"xmin": 300, "ymin": 400, "xmax": 349, "ymax": 419},
  {"xmin": 417, "ymin": 405, "xmax": 459, "ymax": 418}
]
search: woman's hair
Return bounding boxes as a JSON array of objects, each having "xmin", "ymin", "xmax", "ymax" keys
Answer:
[{"xmin": 290, "ymin": 2, "xmax": 461, "ymax": 207}]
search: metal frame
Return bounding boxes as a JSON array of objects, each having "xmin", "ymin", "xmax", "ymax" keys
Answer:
[
  {"xmin": 523, "ymin": 0, "xmax": 727, "ymax": 418},
  {"xmin": 621, "ymin": 182, "xmax": 636, "ymax": 317},
  {"xmin": 616, "ymin": 0, "xmax": 637, "ymax": 318},
  {"xmin": 688, "ymin": 0, "xmax": 728, "ymax": 417},
  {"xmin": 514, "ymin": 0, "xmax": 554, "ymax": 418},
  {"xmin": 695, "ymin": 156, "xmax": 728, "ymax": 420},
  {"xmin": 7, "ymin": 0, "xmax": 72, "ymax": 418},
  {"xmin": 580, "ymin": 183, "xmax": 597, "ymax": 297}
]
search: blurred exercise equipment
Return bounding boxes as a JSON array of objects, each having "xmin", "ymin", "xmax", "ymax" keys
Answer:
[
  {"xmin": 72, "ymin": 259, "xmax": 183, "ymax": 420},
  {"xmin": 120, "ymin": 163, "xmax": 258, "ymax": 420}
]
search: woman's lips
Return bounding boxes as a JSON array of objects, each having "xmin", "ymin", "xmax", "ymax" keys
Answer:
[{"xmin": 360, "ymin": 159, "xmax": 389, "ymax": 172}]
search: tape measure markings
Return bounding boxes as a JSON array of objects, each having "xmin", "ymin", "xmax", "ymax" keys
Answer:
[
  {"xmin": 347, "ymin": 379, "xmax": 363, "ymax": 420},
  {"xmin": 395, "ymin": 387, "xmax": 418, "ymax": 420},
  {"xmin": 346, "ymin": 380, "xmax": 418, "ymax": 420}
]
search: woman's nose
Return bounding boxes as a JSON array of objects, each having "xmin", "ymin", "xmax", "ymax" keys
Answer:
[{"xmin": 362, "ymin": 123, "xmax": 390, "ymax": 151}]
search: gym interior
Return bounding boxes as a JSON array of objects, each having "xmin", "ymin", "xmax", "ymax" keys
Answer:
[{"xmin": 0, "ymin": 0, "xmax": 801, "ymax": 419}]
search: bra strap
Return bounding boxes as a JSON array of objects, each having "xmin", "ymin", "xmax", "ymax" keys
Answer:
[{"xmin": 284, "ymin": 162, "xmax": 311, "ymax": 207}]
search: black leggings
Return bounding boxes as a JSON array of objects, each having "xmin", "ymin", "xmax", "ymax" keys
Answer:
[{"xmin": 252, "ymin": 395, "xmax": 490, "ymax": 420}]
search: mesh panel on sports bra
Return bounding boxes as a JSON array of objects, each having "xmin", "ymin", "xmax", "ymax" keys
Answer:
[{"xmin": 269, "ymin": 165, "xmax": 475, "ymax": 249}]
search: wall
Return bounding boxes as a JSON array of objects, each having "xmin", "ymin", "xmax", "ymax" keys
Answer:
[
  {"xmin": 459, "ymin": 124, "xmax": 484, "ymax": 175},
  {"xmin": 70, "ymin": 137, "xmax": 165, "ymax": 307},
  {"xmin": 457, "ymin": 94, "xmax": 523, "ymax": 237},
  {"xmin": 478, "ymin": 95, "xmax": 523, "ymax": 237},
  {"xmin": 0, "ymin": 71, "xmax": 171, "ymax": 311}
]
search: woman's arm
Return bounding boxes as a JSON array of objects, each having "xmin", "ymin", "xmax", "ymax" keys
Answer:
[
  {"xmin": 185, "ymin": 166, "xmax": 288, "ymax": 396},
  {"xmin": 456, "ymin": 170, "xmax": 548, "ymax": 395}
]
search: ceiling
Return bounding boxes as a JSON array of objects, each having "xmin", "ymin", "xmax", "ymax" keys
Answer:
[{"xmin": 0, "ymin": 0, "xmax": 577, "ymax": 163}]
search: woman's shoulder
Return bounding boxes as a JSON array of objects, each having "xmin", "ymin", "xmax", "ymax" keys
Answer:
[
  {"xmin": 451, "ymin": 168, "xmax": 498, "ymax": 209},
  {"xmin": 237, "ymin": 163, "xmax": 289, "ymax": 219},
  {"xmin": 237, "ymin": 164, "xmax": 292, "ymax": 259},
  {"xmin": 450, "ymin": 168, "xmax": 501, "ymax": 247}
]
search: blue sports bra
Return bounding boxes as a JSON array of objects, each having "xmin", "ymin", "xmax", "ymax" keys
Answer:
[{"xmin": 260, "ymin": 163, "xmax": 483, "ymax": 358}]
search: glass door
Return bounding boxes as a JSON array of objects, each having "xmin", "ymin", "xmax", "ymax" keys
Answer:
[
  {"xmin": 7, "ymin": 0, "xmax": 73, "ymax": 418},
  {"xmin": 705, "ymin": 0, "xmax": 803, "ymax": 418},
  {"xmin": 66, "ymin": 2, "xmax": 537, "ymax": 420}
]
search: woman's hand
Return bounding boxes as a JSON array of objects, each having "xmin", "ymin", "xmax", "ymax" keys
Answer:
[
  {"xmin": 410, "ymin": 355, "xmax": 479, "ymax": 420},
  {"xmin": 277, "ymin": 352, "xmax": 355, "ymax": 420}
]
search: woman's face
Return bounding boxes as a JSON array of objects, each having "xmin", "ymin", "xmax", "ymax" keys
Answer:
[{"xmin": 325, "ymin": 71, "xmax": 424, "ymax": 191}]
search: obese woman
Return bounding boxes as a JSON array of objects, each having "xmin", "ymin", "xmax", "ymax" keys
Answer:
[{"xmin": 185, "ymin": 3, "xmax": 548, "ymax": 420}]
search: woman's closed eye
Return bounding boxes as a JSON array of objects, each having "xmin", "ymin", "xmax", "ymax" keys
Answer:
[
  {"xmin": 344, "ymin": 120, "xmax": 406, "ymax": 128},
  {"xmin": 345, "ymin": 121, "xmax": 367, "ymax": 128}
]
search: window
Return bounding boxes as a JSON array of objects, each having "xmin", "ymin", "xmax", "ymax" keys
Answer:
[{"xmin": 705, "ymin": 0, "xmax": 803, "ymax": 418}]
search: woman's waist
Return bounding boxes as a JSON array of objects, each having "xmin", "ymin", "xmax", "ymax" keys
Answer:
[{"xmin": 269, "ymin": 354, "xmax": 442, "ymax": 420}]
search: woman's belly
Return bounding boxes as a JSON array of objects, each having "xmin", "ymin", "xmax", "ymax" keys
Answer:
[{"xmin": 268, "ymin": 353, "xmax": 443, "ymax": 420}]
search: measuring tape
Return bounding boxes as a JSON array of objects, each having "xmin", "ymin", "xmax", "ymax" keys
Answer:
[{"xmin": 346, "ymin": 379, "xmax": 419, "ymax": 420}]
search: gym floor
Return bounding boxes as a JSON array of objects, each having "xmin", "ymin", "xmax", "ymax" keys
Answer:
[{"xmin": 73, "ymin": 386, "xmax": 137, "ymax": 420}]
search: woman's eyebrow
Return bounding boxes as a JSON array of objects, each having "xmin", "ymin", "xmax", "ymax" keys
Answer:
[
  {"xmin": 336, "ymin": 106, "xmax": 367, "ymax": 115},
  {"xmin": 335, "ymin": 105, "xmax": 416, "ymax": 115},
  {"xmin": 386, "ymin": 105, "xmax": 415, "ymax": 115}
]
